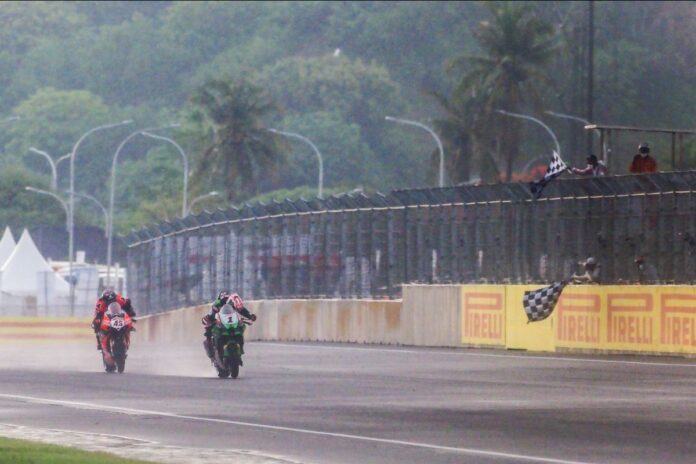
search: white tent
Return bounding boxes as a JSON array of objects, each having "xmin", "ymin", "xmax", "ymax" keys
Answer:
[
  {"xmin": 1, "ymin": 229, "xmax": 70, "ymax": 296},
  {"xmin": 0, "ymin": 227, "xmax": 15, "ymax": 268}
]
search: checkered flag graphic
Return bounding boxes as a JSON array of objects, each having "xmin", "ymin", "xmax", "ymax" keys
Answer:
[
  {"xmin": 530, "ymin": 151, "xmax": 568, "ymax": 199},
  {"xmin": 522, "ymin": 280, "xmax": 569, "ymax": 323}
]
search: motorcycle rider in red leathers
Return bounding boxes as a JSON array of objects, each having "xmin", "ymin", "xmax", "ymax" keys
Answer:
[
  {"xmin": 202, "ymin": 291, "xmax": 256, "ymax": 361},
  {"xmin": 99, "ymin": 301, "xmax": 134, "ymax": 352},
  {"xmin": 92, "ymin": 289, "xmax": 136, "ymax": 350}
]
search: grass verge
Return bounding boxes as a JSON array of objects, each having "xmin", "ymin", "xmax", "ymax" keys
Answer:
[{"xmin": 0, "ymin": 436, "xmax": 155, "ymax": 464}]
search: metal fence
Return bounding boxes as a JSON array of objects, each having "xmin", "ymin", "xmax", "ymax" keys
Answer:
[{"xmin": 124, "ymin": 171, "xmax": 696, "ymax": 315}]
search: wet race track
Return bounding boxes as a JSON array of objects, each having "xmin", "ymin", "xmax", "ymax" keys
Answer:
[{"xmin": 1, "ymin": 341, "xmax": 696, "ymax": 464}]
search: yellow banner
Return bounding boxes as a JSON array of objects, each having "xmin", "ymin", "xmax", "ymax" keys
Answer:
[
  {"xmin": 505, "ymin": 285, "xmax": 555, "ymax": 352},
  {"xmin": 463, "ymin": 284, "xmax": 696, "ymax": 355},
  {"xmin": 461, "ymin": 285, "xmax": 506, "ymax": 347}
]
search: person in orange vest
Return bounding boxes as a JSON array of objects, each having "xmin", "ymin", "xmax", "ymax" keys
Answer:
[{"xmin": 629, "ymin": 143, "xmax": 657, "ymax": 174}]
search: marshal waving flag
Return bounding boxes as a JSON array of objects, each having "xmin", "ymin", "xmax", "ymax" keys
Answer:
[
  {"xmin": 522, "ymin": 280, "xmax": 569, "ymax": 323},
  {"xmin": 530, "ymin": 151, "xmax": 567, "ymax": 199}
]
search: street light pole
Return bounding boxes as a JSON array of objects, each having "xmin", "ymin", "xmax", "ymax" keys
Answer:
[
  {"xmin": 106, "ymin": 125, "xmax": 180, "ymax": 287},
  {"xmin": 28, "ymin": 148, "xmax": 58, "ymax": 190},
  {"xmin": 385, "ymin": 116, "xmax": 445, "ymax": 188},
  {"xmin": 140, "ymin": 132, "xmax": 188, "ymax": 216},
  {"xmin": 55, "ymin": 153, "xmax": 71, "ymax": 168},
  {"xmin": 187, "ymin": 191, "xmax": 221, "ymax": 215},
  {"xmin": 25, "ymin": 187, "xmax": 69, "ymax": 232},
  {"xmin": 544, "ymin": 110, "xmax": 590, "ymax": 126},
  {"xmin": 267, "ymin": 128, "xmax": 324, "ymax": 199},
  {"xmin": 69, "ymin": 120, "xmax": 132, "ymax": 316},
  {"xmin": 71, "ymin": 191, "xmax": 109, "ymax": 238},
  {"xmin": 495, "ymin": 110, "xmax": 561, "ymax": 157}
]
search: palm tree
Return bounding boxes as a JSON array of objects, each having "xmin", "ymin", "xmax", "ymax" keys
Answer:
[
  {"xmin": 448, "ymin": 1, "xmax": 557, "ymax": 181},
  {"xmin": 429, "ymin": 91, "xmax": 473, "ymax": 184},
  {"xmin": 191, "ymin": 78, "xmax": 285, "ymax": 201}
]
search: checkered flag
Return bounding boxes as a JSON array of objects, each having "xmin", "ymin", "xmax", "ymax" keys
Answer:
[
  {"xmin": 522, "ymin": 280, "xmax": 569, "ymax": 323},
  {"xmin": 530, "ymin": 151, "xmax": 567, "ymax": 199}
]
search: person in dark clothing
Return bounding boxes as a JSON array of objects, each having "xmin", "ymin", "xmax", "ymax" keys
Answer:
[
  {"xmin": 571, "ymin": 257, "xmax": 601, "ymax": 284},
  {"xmin": 569, "ymin": 154, "xmax": 608, "ymax": 177},
  {"xmin": 629, "ymin": 143, "xmax": 657, "ymax": 174}
]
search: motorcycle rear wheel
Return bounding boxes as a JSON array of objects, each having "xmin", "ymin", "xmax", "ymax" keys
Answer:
[{"xmin": 225, "ymin": 348, "xmax": 240, "ymax": 379}]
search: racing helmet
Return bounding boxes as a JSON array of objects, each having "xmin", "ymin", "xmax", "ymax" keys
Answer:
[
  {"xmin": 217, "ymin": 290, "xmax": 229, "ymax": 300},
  {"xmin": 102, "ymin": 289, "xmax": 117, "ymax": 303},
  {"xmin": 229, "ymin": 293, "xmax": 244, "ymax": 310}
]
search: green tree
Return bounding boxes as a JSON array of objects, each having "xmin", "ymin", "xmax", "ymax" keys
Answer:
[
  {"xmin": 260, "ymin": 55, "xmax": 405, "ymax": 147},
  {"xmin": 449, "ymin": 2, "xmax": 557, "ymax": 181},
  {"xmin": 0, "ymin": 2, "xmax": 87, "ymax": 111},
  {"xmin": 259, "ymin": 55, "xmax": 429, "ymax": 189},
  {"xmin": 190, "ymin": 78, "xmax": 285, "ymax": 201},
  {"xmin": 0, "ymin": 165, "xmax": 74, "ymax": 230},
  {"xmin": 278, "ymin": 111, "xmax": 380, "ymax": 190},
  {"xmin": 78, "ymin": 13, "xmax": 184, "ymax": 107},
  {"xmin": 3, "ymin": 88, "xmax": 118, "ymax": 196},
  {"xmin": 112, "ymin": 146, "xmax": 186, "ymax": 233}
]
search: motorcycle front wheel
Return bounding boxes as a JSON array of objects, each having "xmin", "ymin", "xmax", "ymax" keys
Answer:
[
  {"xmin": 112, "ymin": 338, "xmax": 127, "ymax": 373},
  {"xmin": 225, "ymin": 343, "xmax": 241, "ymax": 379}
]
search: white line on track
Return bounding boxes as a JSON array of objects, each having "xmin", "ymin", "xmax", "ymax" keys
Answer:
[
  {"xmin": 257, "ymin": 342, "xmax": 696, "ymax": 368},
  {"xmin": 0, "ymin": 392, "xmax": 594, "ymax": 464}
]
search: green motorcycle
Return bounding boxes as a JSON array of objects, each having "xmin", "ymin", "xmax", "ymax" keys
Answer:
[{"xmin": 211, "ymin": 304, "xmax": 252, "ymax": 379}]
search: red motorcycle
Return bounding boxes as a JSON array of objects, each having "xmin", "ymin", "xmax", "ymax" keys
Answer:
[{"xmin": 99, "ymin": 302, "xmax": 134, "ymax": 373}]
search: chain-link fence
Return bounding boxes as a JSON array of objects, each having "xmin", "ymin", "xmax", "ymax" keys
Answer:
[{"xmin": 124, "ymin": 171, "xmax": 696, "ymax": 315}]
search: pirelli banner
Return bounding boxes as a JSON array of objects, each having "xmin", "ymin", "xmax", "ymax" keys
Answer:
[
  {"xmin": 461, "ymin": 285, "xmax": 696, "ymax": 355},
  {"xmin": 460, "ymin": 285, "xmax": 506, "ymax": 347}
]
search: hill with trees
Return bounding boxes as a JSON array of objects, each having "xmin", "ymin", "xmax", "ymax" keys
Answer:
[{"xmin": 0, "ymin": 1, "xmax": 693, "ymax": 244}]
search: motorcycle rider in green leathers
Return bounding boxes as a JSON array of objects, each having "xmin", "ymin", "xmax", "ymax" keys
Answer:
[{"xmin": 202, "ymin": 292, "xmax": 256, "ymax": 361}]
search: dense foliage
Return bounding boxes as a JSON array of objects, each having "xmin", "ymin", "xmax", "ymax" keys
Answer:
[{"xmin": 0, "ymin": 1, "xmax": 693, "ymax": 235}]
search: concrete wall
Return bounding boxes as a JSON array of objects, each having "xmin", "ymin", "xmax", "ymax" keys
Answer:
[
  {"xmin": 134, "ymin": 285, "xmax": 462, "ymax": 347},
  {"xmin": 133, "ymin": 284, "xmax": 696, "ymax": 358},
  {"xmin": 401, "ymin": 285, "xmax": 461, "ymax": 347},
  {"xmin": 134, "ymin": 299, "xmax": 404, "ymax": 345}
]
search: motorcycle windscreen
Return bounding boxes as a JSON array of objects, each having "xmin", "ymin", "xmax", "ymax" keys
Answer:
[{"xmin": 217, "ymin": 304, "xmax": 240, "ymax": 329}]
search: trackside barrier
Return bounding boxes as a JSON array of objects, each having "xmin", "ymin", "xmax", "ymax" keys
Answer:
[
  {"xmin": 0, "ymin": 317, "xmax": 92, "ymax": 342},
  {"xmin": 134, "ymin": 300, "xmax": 405, "ymax": 345},
  {"xmin": 134, "ymin": 287, "xmax": 460, "ymax": 347},
  {"xmin": 133, "ymin": 284, "xmax": 696, "ymax": 356},
  {"xmin": 500, "ymin": 284, "xmax": 696, "ymax": 355}
]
